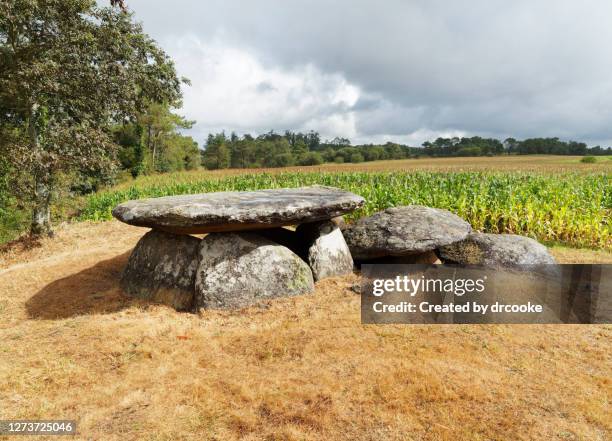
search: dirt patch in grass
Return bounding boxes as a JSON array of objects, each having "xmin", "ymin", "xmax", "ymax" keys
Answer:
[
  {"xmin": 0, "ymin": 221, "xmax": 610, "ymax": 440},
  {"xmin": 549, "ymin": 245, "xmax": 612, "ymax": 264}
]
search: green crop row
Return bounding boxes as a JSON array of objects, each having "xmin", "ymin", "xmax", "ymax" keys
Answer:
[{"xmin": 81, "ymin": 171, "xmax": 611, "ymax": 249}]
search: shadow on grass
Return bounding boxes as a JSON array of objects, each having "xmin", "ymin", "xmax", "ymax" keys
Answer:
[{"xmin": 26, "ymin": 251, "xmax": 140, "ymax": 320}]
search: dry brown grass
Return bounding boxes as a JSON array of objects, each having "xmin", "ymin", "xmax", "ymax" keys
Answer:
[{"xmin": 0, "ymin": 221, "xmax": 610, "ymax": 441}]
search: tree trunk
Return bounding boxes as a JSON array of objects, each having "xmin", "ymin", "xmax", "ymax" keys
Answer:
[
  {"xmin": 148, "ymin": 124, "xmax": 155, "ymax": 170},
  {"xmin": 31, "ymin": 175, "xmax": 52, "ymax": 236},
  {"xmin": 28, "ymin": 104, "xmax": 53, "ymax": 237}
]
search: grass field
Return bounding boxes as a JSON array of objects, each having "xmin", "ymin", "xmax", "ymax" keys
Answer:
[{"xmin": 0, "ymin": 221, "xmax": 610, "ymax": 441}]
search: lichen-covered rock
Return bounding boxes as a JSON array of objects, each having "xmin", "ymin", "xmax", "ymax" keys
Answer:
[
  {"xmin": 438, "ymin": 233, "xmax": 556, "ymax": 267},
  {"xmin": 120, "ymin": 230, "xmax": 200, "ymax": 310},
  {"xmin": 296, "ymin": 220, "xmax": 354, "ymax": 281},
  {"xmin": 195, "ymin": 233, "xmax": 314, "ymax": 309},
  {"xmin": 112, "ymin": 186, "xmax": 365, "ymax": 234},
  {"xmin": 343, "ymin": 206, "xmax": 471, "ymax": 260}
]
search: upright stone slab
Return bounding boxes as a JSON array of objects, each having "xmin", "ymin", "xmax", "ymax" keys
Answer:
[
  {"xmin": 120, "ymin": 230, "xmax": 200, "ymax": 311},
  {"xmin": 112, "ymin": 186, "xmax": 365, "ymax": 234},
  {"xmin": 296, "ymin": 220, "xmax": 354, "ymax": 281},
  {"xmin": 195, "ymin": 232, "xmax": 314, "ymax": 310},
  {"xmin": 343, "ymin": 205, "xmax": 471, "ymax": 260}
]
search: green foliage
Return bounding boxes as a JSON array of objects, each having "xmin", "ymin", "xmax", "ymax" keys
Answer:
[
  {"xmin": 457, "ymin": 146, "xmax": 482, "ymax": 156},
  {"xmin": 0, "ymin": 0, "xmax": 184, "ymax": 234},
  {"xmin": 115, "ymin": 104, "xmax": 198, "ymax": 175},
  {"xmin": 155, "ymin": 135, "xmax": 200, "ymax": 172},
  {"xmin": 0, "ymin": 156, "xmax": 17, "ymax": 242},
  {"xmin": 81, "ymin": 171, "xmax": 611, "ymax": 249},
  {"xmin": 298, "ymin": 152, "xmax": 324, "ymax": 166},
  {"xmin": 202, "ymin": 131, "xmax": 422, "ymax": 169},
  {"xmin": 137, "ymin": 103, "xmax": 195, "ymax": 172},
  {"xmin": 581, "ymin": 156, "xmax": 597, "ymax": 164},
  {"xmin": 202, "ymin": 133, "xmax": 231, "ymax": 169},
  {"xmin": 349, "ymin": 153, "xmax": 364, "ymax": 163},
  {"xmin": 423, "ymin": 136, "xmax": 611, "ymax": 156},
  {"xmin": 202, "ymin": 130, "xmax": 612, "ymax": 171},
  {"xmin": 274, "ymin": 153, "xmax": 295, "ymax": 167}
]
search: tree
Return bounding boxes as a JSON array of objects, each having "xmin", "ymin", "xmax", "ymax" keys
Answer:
[
  {"xmin": 202, "ymin": 133, "xmax": 230, "ymax": 169},
  {"xmin": 0, "ymin": 0, "xmax": 184, "ymax": 235},
  {"xmin": 110, "ymin": 0, "xmax": 127, "ymax": 12},
  {"xmin": 503, "ymin": 137, "xmax": 518, "ymax": 154},
  {"xmin": 114, "ymin": 123, "xmax": 144, "ymax": 177},
  {"xmin": 138, "ymin": 103, "xmax": 194, "ymax": 172},
  {"xmin": 298, "ymin": 152, "xmax": 323, "ymax": 166},
  {"xmin": 349, "ymin": 152, "xmax": 364, "ymax": 163}
]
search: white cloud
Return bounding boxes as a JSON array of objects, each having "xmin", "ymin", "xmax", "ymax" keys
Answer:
[{"xmin": 164, "ymin": 35, "xmax": 360, "ymax": 143}]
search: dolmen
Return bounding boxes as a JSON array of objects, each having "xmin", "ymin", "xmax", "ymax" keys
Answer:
[
  {"xmin": 113, "ymin": 186, "xmax": 364, "ymax": 311},
  {"xmin": 114, "ymin": 188, "xmax": 557, "ymax": 312}
]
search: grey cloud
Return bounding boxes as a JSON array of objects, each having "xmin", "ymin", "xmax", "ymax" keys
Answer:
[
  {"xmin": 126, "ymin": 0, "xmax": 612, "ymax": 145},
  {"xmin": 254, "ymin": 81, "xmax": 277, "ymax": 93}
]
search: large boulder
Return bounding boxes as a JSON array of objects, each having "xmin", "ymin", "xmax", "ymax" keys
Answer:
[
  {"xmin": 438, "ymin": 233, "xmax": 556, "ymax": 267},
  {"xmin": 120, "ymin": 230, "xmax": 200, "ymax": 311},
  {"xmin": 112, "ymin": 186, "xmax": 365, "ymax": 234},
  {"xmin": 343, "ymin": 206, "xmax": 471, "ymax": 260},
  {"xmin": 195, "ymin": 233, "xmax": 314, "ymax": 309},
  {"xmin": 296, "ymin": 220, "xmax": 354, "ymax": 281}
]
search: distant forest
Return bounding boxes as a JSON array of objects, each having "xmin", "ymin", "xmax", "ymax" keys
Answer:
[{"xmin": 201, "ymin": 130, "xmax": 612, "ymax": 170}]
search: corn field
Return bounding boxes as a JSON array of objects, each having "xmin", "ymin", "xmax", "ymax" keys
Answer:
[{"xmin": 81, "ymin": 171, "xmax": 611, "ymax": 249}]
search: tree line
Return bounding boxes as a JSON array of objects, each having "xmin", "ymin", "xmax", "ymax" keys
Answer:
[
  {"xmin": 200, "ymin": 131, "xmax": 418, "ymax": 169},
  {"xmin": 422, "ymin": 136, "xmax": 611, "ymax": 157},
  {"xmin": 200, "ymin": 132, "xmax": 611, "ymax": 170}
]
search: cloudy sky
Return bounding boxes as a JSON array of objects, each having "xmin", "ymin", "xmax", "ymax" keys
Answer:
[{"xmin": 125, "ymin": 0, "xmax": 612, "ymax": 146}]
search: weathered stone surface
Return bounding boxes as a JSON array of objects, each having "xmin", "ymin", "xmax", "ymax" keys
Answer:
[
  {"xmin": 120, "ymin": 230, "xmax": 200, "ymax": 311},
  {"xmin": 112, "ymin": 186, "xmax": 365, "ymax": 234},
  {"xmin": 360, "ymin": 251, "xmax": 442, "ymax": 265},
  {"xmin": 296, "ymin": 220, "xmax": 354, "ymax": 281},
  {"xmin": 343, "ymin": 206, "xmax": 471, "ymax": 260},
  {"xmin": 439, "ymin": 233, "xmax": 556, "ymax": 267},
  {"xmin": 195, "ymin": 232, "xmax": 314, "ymax": 309}
]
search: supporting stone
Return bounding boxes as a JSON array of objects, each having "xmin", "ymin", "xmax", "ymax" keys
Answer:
[
  {"xmin": 120, "ymin": 230, "xmax": 200, "ymax": 311},
  {"xmin": 296, "ymin": 220, "xmax": 354, "ymax": 281},
  {"xmin": 195, "ymin": 232, "xmax": 314, "ymax": 309}
]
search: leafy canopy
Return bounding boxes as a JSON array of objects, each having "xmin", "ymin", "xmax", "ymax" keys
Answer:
[{"xmin": 0, "ymin": 0, "xmax": 185, "ymax": 177}]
